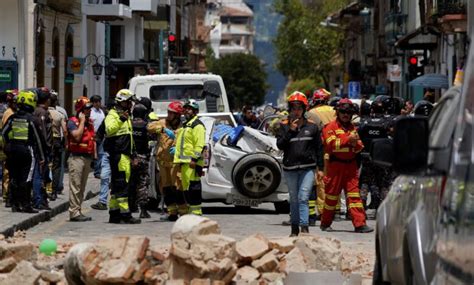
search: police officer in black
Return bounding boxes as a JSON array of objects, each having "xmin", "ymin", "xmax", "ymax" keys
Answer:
[
  {"xmin": 2, "ymin": 90, "xmax": 45, "ymax": 213},
  {"xmin": 358, "ymin": 101, "xmax": 391, "ymax": 213},
  {"xmin": 130, "ymin": 103, "xmax": 151, "ymax": 219}
]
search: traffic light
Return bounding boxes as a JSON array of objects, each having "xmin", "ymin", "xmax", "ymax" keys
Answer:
[
  {"xmin": 168, "ymin": 32, "xmax": 176, "ymax": 60},
  {"xmin": 408, "ymin": 56, "xmax": 423, "ymax": 81}
]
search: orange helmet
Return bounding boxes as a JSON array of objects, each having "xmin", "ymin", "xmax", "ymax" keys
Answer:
[
  {"xmin": 168, "ymin": 101, "xmax": 184, "ymax": 114},
  {"xmin": 74, "ymin": 96, "xmax": 92, "ymax": 112},
  {"xmin": 287, "ymin": 91, "xmax": 308, "ymax": 108}
]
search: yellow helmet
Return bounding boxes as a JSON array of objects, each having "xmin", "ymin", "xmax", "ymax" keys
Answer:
[
  {"xmin": 17, "ymin": 89, "xmax": 37, "ymax": 109},
  {"xmin": 115, "ymin": 89, "xmax": 135, "ymax": 102}
]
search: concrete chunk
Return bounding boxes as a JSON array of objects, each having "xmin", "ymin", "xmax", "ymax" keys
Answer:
[
  {"xmin": 0, "ymin": 257, "xmax": 16, "ymax": 273},
  {"xmin": 233, "ymin": 266, "xmax": 260, "ymax": 282},
  {"xmin": 236, "ymin": 234, "xmax": 270, "ymax": 263},
  {"xmin": 2, "ymin": 260, "xmax": 41, "ymax": 285},
  {"xmin": 269, "ymin": 238, "xmax": 295, "ymax": 254},
  {"xmin": 251, "ymin": 251, "xmax": 279, "ymax": 272}
]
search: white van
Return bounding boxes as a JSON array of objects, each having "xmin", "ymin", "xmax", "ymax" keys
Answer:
[{"xmin": 128, "ymin": 74, "xmax": 230, "ymax": 116}]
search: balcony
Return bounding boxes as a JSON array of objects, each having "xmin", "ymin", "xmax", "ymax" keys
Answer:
[
  {"xmin": 129, "ymin": 0, "xmax": 159, "ymax": 16},
  {"xmin": 436, "ymin": 0, "xmax": 467, "ymax": 33},
  {"xmin": 384, "ymin": 13, "xmax": 407, "ymax": 45},
  {"xmin": 83, "ymin": 0, "xmax": 132, "ymax": 21}
]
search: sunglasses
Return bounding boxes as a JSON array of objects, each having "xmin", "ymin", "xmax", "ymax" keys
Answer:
[{"xmin": 338, "ymin": 109, "xmax": 353, "ymax": 115}]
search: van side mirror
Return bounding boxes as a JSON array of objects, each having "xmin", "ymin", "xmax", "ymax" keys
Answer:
[
  {"xmin": 203, "ymin": 80, "xmax": 221, "ymax": 97},
  {"xmin": 370, "ymin": 117, "xmax": 428, "ymax": 175}
]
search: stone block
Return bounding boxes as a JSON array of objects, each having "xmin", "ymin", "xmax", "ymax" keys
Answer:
[
  {"xmin": 251, "ymin": 251, "xmax": 279, "ymax": 273},
  {"xmin": 2, "ymin": 260, "xmax": 41, "ymax": 285},
  {"xmin": 95, "ymin": 259, "xmax": 135, "ymax": 283},
  {"xmin": 236, "ymin": 234, "xmax": 270, "ymax": 263},
  {"xmin": 0, "ymin": 241, "xmax": 36, "ymax": 262},
  {"xmin": 281, "ymin": 247, "xmax": 307, "ymax": 274},
  {"xmin": 0, "ymin": 257, "xmax": 16, "ymax": 273},
  {"xmin": 190, "ymin": 278, "xmax": 211, "ymax": 285},
  {"xmin": 269, "ymin": 238, "xmax": 295, "ymax": 254},
  {"xmin": 233, "ymin": 266, "xmax": 260, "ymax": 283}
]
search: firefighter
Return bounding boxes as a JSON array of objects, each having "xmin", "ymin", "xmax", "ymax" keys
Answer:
[
  {"xmin": 320, "ymin": 98, "xmax": 373, "ymax": 233},
  {"xmin": 104, "ymin": 89, "xmax": 141, "ymax": 224},
  {"xmin": 307, "ymin": 88, "xmax": 340, "ymax": 222},
  {"xmin": 130, "ymin": 103, "xmax": 152, "ymax": 219},
  {"xmin": 276, "ymin": 91, "xmax": 324, "ymax": 236},
  {"xmin": 174, "ymin": 99, "xmax": 206, "ymax": 216},
  {"xmin": 139, "ymin": 97, "xmax": 159, "ymax": 121},
  {"xmin": 2, "ymin": 90, "xmax": 44, "ymax": 213},
  {"xmin": 148, "ymin": 101, "xmax": 184, "ymax": 221},
  {"xmin": 67, "ymin": 97, "xmax": 95, "ymax": 222},
  {"xmin": 358, "ymin": 101, "xmax": 390, "ymax": 214}
]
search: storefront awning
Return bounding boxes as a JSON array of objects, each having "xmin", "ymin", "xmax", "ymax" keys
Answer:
[{"xmin": 395, "ymin": 25, "xmax": 440, "ymax": 50}]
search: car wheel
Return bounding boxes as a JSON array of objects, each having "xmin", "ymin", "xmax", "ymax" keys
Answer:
[
  {"xmin": 274, "ymin": 201, "xmax": 290, "ymax": 214},
  {"xmin": 232, "ymin": 153, "xmax": 281, "ymax": 199},
  {"xmin": 373, "ymin": 236, "xmax": 390, "ymax": 285}
]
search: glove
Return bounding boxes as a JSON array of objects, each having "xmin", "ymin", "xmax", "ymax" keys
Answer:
[
  {"xmin": 169, "ymin": 146, "xmax": 176, "ymax": 155},
  {"xmin": 164, "ymin": 128, "xmax": 176, "ymax": 140}
]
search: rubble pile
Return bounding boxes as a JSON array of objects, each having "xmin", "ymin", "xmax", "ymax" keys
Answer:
[
  {"xmin": 63, "ymin": 216, "xmax": 355, "ymax": 284},
  {"xmin": 0, "ymin": 216, "xmax": 373, "ymax": 284},
  {"xmin": 0, "ymin": 233, "xmax": 68, "ymax": 285}
]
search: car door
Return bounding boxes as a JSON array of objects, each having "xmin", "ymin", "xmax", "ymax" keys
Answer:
[{"xmin": 206, "ymin": 136, "xmax": 247, "ymax": 186}]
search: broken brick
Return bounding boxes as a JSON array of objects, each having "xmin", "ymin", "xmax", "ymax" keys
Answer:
[
  {"xmin": 122, "ymin": 236, "xmax": 150, "ymax": 262},
  {"xmin": 236, "ymin": 234, "xmax": 270, "ymax": 263},
  {"xmin": 94, "ymin": 259, "xmax": 135, "ymax": 283},
  {"xmin": 251, "ymin": 251, "xmax": 279, "ymax": 272},
  {"xmin": 269, "ymin": 238, "xmax": 295, "ymax": 254}
]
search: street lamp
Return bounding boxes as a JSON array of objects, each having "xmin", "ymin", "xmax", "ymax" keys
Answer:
[{"xmin": 85, "ymin": 54, "xmax": 116, "ymax": 80}]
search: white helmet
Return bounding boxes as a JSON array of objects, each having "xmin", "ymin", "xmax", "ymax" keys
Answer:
[{"xmin": 115, "ymin": 89, "xmax": 135, "ymax": 102}]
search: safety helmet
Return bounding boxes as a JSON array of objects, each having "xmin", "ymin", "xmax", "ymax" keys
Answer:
[
  {"xmin": 17, "ymin": 89, "xmax": 37, "ymax": 110},
  {"xmin": 335, "ymin": 98, "xmax": 357, "ymax": 113},
  {"xmin": 5, "ymin": 89, "xmax": 18, "ymax": 102},
  {"xmin": 312, "ymin": 88, "xmax": 331, "ymax": 101},
  {"xmin": 115, "ymin": 89, "xmax": 135, "ymax": 103},
  {"xmin": 414, "ymin": 100, "xmax": 434, "ymax": 117},
  {"xmin": 132, "ymin": 103, "xmax": 148, "ymax": 119},
  {"xmin": 370, "ymin": 101, "xmax": 385, "ymax": 115},
  {"xmin": 287, "ymin": 91, "xmax": 308, "ymax": 109},
  {"xmin": 328, "ymin": 96, "xmax": 341, "ymax": 107},
  {"xmin": 74, "ymin": 96, "xmax": 92, "ymax": 113},
  {"xmin": 139, "ymin": 97, "xmax": 152, "ymax": 111},
  {"xmin": 183, "ymin": 99, "xmax": 199, "ymax": 111},
  {"xmin": 36, "ymin": 87, "xmax": 51, "ymax": 103},
  {"xmin": 168, "ymin": 101, "xmax": 184, "ymax": 114}
]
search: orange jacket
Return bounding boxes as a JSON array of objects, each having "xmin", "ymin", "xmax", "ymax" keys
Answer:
[{"xmin": 322, "ymin": 119, "xmax": 363, "ymax": 161}]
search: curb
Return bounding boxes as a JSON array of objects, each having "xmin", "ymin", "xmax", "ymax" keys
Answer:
[{"xmin": 0, "ymin": 190, "xmax": 98, "ymax": 238}]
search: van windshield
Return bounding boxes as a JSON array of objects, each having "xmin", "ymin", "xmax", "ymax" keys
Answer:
[{"xmin": 149, "ymin": 85, "xmax": 204, "ymax": 101}]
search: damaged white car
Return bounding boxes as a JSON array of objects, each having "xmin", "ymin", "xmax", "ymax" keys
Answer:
[{"xmin": 200, "ymin": 114, "xmax": 289, "ymax": 212}]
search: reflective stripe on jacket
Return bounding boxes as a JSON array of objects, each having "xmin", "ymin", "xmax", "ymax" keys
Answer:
[
  {"xmin": 322, "ymin": 119, "xmax": 363, "ymax": 161},
  {"xmin": 104, "ymin": 108, "xmax": 134, "ymax": 156},
  {"xmin": 174, "ymin": 116, "xmax": 205, "ymax": 165}
]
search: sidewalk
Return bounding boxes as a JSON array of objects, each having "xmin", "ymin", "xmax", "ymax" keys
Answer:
[{"xmin": 0, "ymin": 173, "xmax": 100, "ymax": 237}]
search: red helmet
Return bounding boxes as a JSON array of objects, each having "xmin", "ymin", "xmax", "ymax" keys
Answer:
[
  {"xmin": 312, "ymin": 88, "xmax": 331, "ymax": 101},
  {"xmin": 287, "ymin": 91, "xmax": 308, "ymax": 108},
  {"xmin": 336, "ymin": 98, "xmax": 356, "ymax": 113},
  {"xmin": 74, "ymin": 96, "xmax": 92, "ymax": 112},
  {"xmin": 168, "ymin": 101, "xmax": 183, "ymax": 114}
]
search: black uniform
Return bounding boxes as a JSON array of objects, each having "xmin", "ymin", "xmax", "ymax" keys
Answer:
[
  {"xmin": 2, "ymin": 110, "xmax": 44, "ymax": 212},
  {"xmin": 129, "ymin": 117, "xmax": 151, "ymax": 213},
  {"xmin": 358, "ymin": 115, "xmax": 391, "ymax": 209}
]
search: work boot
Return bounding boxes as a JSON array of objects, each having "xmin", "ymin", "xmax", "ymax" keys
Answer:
[
  {"xmin": 4, "ymin": 199, "xmax": 11, "ymax": 208},
  {"xmin": 320, "ymin": 225, "xmax": 334, "ymax": 232},
  {"xmin": 300, "ymin": 225, "xmax": 309, "ymax": 234},
  {"xmin": 11, "ymin": 204, "xmax": 22, "ymax": 212},
  {"xmin": 355, "ymin": 225, "xmax": 374, "ymax": 233},
  {"xmin": 160, "ymin": 214, "xmax": 178, "ymax": 222},
  {"xmin": 120, "ymin": 216, "xmax": 141, "ymax": 224},
  {"xmin": 309, "ymin": 214, "xmax": 318, "ymax": 226},
  {"xmin": 140, "ymin": 208, "xmax": 151, "ymax": 219},
  {"xmin": 290, "ymin": 224, "xmax": 299, "ymax": 237},
  {"xmin": 70, "ymin": 215, "xmax": 92, "ymax": 222}
]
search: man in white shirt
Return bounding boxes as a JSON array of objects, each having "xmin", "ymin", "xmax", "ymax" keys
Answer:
[{"xmin": 90, "ymin": 95, "xmax": 105, "ymax": 179}]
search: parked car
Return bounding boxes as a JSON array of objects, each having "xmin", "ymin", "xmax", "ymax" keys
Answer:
[
  {"xmin": 371, "ymin": 86, "xmax": 461, "ymax": 285},
  {"xmin": 372, "ymin": 37, "xmax": 474, "ymax": 284}
]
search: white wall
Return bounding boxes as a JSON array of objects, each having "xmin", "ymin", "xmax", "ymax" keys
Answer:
[
  {"xmin": 110, "ymin": 14, "xmax": 143, "ymax": 60},
  {"xmin": 0, "ymin": 0, "xmax": 19, "ymax": 61}
]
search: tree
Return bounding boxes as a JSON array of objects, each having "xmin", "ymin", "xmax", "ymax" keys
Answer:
[
  {"xmin": 273, "ymin": 0, "xmax": 349, "ymax": 88},
  {"xmin": 286, "ymin": 78, "xmax": 323, "ymax": 97},
  {"xmin": 207, "ymin": 53, "xmax": 268, "ymax": 110}
]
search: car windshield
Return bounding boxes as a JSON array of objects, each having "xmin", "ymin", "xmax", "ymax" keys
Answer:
[{"xmin": 149, "ymin": 84, "xmax": 204, "ymax": 101}]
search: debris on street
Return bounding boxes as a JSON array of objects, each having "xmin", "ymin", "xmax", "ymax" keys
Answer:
[{"xmin": 0, "ymin": 216, "xmax": 373, "ymax": 284}]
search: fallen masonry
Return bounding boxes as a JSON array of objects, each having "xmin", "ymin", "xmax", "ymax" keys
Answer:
[{"xmin": 0, "ymin": 216, "xmax": 372, "ymax": 284}]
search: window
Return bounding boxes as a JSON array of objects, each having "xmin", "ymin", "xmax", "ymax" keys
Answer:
[
  {"xmin": 110, "ymin": 25, "xmax": 124, "ymax": 59},
  {"xmin": 149, "ymin": 85, "xmax": 204, "ymax": 101}
]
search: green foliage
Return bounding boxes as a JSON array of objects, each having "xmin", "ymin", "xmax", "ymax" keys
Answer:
[
  {"xmin": 273, "ymin": 0, "xmax": 349, "ymax": 86},
  {"xmin": 286, "ymin": 78, "xmax": 322, "ymax": 97},
  {"xmin": 207, "ymin": 53, "xmax": 268, "ymax": 110}
]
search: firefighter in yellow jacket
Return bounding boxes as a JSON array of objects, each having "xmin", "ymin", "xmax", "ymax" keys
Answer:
[
  {"xmin": 147, "ymin": 101, "xmax": 184, "ymax": 221},
  {"xmin": 174, "ymin": 99, "xmax": 206, "ymax": 216},
  {"xmin": 104, "ymin": 89, "xmax": 141, "ymax": 224}
]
